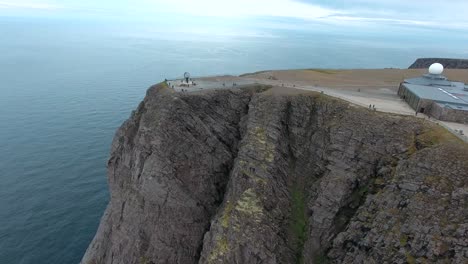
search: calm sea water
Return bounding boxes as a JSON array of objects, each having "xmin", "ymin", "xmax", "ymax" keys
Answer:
[{"xmin": 0, "ymin": 16, "xmax": 467, "ymax": 264}]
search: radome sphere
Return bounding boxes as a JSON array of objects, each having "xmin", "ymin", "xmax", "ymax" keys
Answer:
[{"xmin": 429, "ymin": 63, "xmax": 444, "ymax": 75}]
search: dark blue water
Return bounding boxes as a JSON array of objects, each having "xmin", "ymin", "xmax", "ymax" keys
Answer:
[{"xmin": 1, "ymin": 16, "xmax": 467, "ymax": 264}]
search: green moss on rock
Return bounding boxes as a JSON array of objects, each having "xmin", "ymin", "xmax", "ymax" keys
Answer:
[
  {"xmin": 207, "ymin": 236, "xmax": 229, "ymax": 263},
  {"xmin": 290, "ymin": 185, "xmax": 307, "ymax": 264},
  {"xmin": 221, "ymin": 201, "xmax": 233, "ymax": 229}
]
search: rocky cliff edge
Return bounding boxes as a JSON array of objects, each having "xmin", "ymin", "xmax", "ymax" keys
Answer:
[{"xmin": 82, "ymin": 83, "xmax": 468, "ymax": 264}]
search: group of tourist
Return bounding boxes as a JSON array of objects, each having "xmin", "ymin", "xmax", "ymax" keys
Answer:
[{"xmin": 165, "ymin": 78, "xmax": 198, "ymax": 91}]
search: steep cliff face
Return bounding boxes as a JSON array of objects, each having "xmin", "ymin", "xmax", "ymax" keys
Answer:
[
  {"xmin": 409, "ymin": 58, "xmax": 468, "ymax": 69},
  {"xmin": 82, "ymin": 84, "xmax": 468, "ymax": 264}
]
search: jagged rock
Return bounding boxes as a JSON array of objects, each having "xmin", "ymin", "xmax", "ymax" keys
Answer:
[
  {"xmin": 409, "ymin": 58, "xmax": 468, "ymax": 69},
  {"xmin": 82, "ymin": 83, "xmax": 468, "ymax": 264},
  {"xmin": 328, "ymin": 145, "xmax": 468, "ymax": 263}
]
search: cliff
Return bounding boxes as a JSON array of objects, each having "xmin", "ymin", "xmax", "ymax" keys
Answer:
[
  {"xmin": 409, "ymin": 58, "xmax": 468, "ymax": 69},
  {"xmin": 82, "ymin": 83, "xmax": 468, "ymax": 264}
]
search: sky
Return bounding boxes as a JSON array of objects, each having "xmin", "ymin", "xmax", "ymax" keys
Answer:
[{"xmin": 1, "ymin": 0, "xmax": 468, "ymax": 33}]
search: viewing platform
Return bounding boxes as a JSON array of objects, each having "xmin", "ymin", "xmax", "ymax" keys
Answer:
[{"xmin": 166, "ymin": 75, "xmax": 258, "ymax": 92}]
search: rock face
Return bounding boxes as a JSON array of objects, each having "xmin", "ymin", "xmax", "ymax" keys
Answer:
[
  {"xmin": 82, "ymin": 83, "xmax": 468, "ymax": 264},
  {"xmin": 409, "ymin": 58, "xmax": 468, "ymax": 69}
]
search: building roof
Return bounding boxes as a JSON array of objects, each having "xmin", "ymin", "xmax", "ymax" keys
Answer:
[
  {"xmin": 402, "ymin": 74, "xmax": 468, "ymax": 110},
  {"xmin": 403, "ymin": 84, "xmax": 468, "ymax": 104},
  {"xmin": 435, "ymin": 102, "xmax": 468, "ymax": 111},
  {"xmin": 404, "ymin": 74, "xmax": 464, "ymax": 88}
]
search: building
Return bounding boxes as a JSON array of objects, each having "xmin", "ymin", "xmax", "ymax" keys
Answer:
[{"xmin": 398, "ymin": 63, "xmax": 468, "ymax": 124}]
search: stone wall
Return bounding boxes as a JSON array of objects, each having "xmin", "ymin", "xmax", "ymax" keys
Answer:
[
  {"xmin": 398, "ymin": 84, "xmax": 420, "ymax": 111},
  {"xmin": 418, "ymin": 99, "xmax": 433, "ymax": 114},
  {"xmin": 397, "ymin": 84, "xmax": 433, "ymax": 114},
  {"xmin": 431, "ymin": 102, "xmax": 468, "ymax": 124}
]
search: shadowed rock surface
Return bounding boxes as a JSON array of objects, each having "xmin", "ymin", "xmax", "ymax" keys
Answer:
[
  {"xmin": 82, "ymin": 83, "xmax": 468, "ymax": 264},
  {"xmin": 409, "ymin": 58, "xmax": 468, "ymax": 69}
]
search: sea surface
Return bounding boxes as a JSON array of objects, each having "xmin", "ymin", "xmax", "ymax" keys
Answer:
[{"xmin": 0, "ymin": 16, "xmax": 467, "ymax": 264}]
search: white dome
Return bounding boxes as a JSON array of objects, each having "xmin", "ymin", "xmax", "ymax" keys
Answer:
[{"xmin": 429, "ymin": 63, "xmax": 444, "ymax": 75}]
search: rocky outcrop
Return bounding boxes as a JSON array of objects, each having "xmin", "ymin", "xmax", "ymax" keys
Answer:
[
  {"xmin": 409, "ymin": 58, "xmax": 468, "ymax": 69},
  {"xmin": 82, "ymin": 83, "xmax": 468, "ymax": 264}
]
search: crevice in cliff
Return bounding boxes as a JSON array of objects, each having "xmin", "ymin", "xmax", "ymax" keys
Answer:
[
  {"xmin": 332, "ymin": 180, "xmax": 370, "ymax": 236},
  {"xmin": 317, "ymin": 158, "xmax": 399, "ymax": 261},
  {"xmin": 194, "ymin": 92, "xmax": 256, "ymax": 263},
  {"xmin": 284, "ymin": 100, "xmax": 309, "ymax": 264},
  {"xmin": 300, "ymin": 99, "xmax": 402, "ymax": 262},
  {"xmin": 308, "ymin": 178, "xmax": 374, "ymax": 263}
]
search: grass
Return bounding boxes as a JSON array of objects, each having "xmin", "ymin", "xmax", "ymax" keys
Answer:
[
  {"xmin": 400, "ymin": 234, "xmax": 408, "ymax": 247},
  {"xmin": 239, "ymin": 70, "xmax": 271, "ymax": 77},
  {"xmin": 290, "ymin": 184, "xmax": 307, "ymax": 264},
  {"xmin": 160, "ymin": 81, "xmax": 169, "ymax": 88},
  {"xmin": 291, "ymin": 187, "xmax": 306, "ymax": 243},
  {"xmin": 306, "ymin": 69, "xmax": 339, "ymax": 75},
  {"xmin": 314, "ymin": 254, "xmax": 331, "ymax": 264},
  {"xmin": 417, "ymin": 125, "xmax": 462, "ymax": 146},
  {"xmin": 408, "ymin": 124, "xmax": 464, "ymax": 155}
]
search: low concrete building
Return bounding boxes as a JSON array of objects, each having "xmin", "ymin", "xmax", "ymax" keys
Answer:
[{"xmin": 398, "ymin": 63, "xmax": 468, "ymax": 124}]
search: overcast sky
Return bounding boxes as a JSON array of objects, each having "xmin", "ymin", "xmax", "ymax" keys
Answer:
[{"xmin": 2, "ymin": 0, "xmax": 468, "ymax": 31}]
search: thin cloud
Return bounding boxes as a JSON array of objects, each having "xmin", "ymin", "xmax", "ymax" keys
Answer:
[
  {"xmin": 144, "ymin": 0, "xmax": 468, "ymax": 29},
  {"xmin": 145, "ymin": 0, "xmax": 345, "ymax": 19},
  {"xmin": 3, "ymin": 0, "xmax": 468, "ymax": 30},
  {"xmin": 0, "ymin": 1, "xmax": 60, "ymax": 10},
  {"xmin": 323, "ymin": 15, "xmax": 468, "ymax": 30}
]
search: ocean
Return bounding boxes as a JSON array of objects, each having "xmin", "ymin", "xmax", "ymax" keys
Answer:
[{"xmin": 0, "ymin": 16, "xmax": 466, "ymax": 264}]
